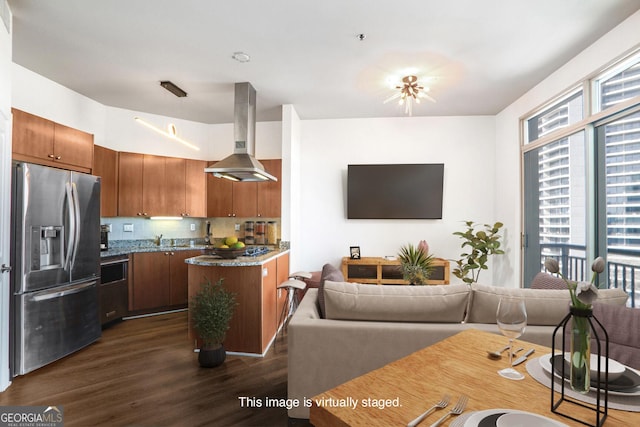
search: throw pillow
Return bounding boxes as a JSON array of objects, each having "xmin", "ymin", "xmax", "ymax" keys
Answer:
[
  {"xmin": 530, "ymin": 272, "xmax": 568, "ymax": 289},
  {"xmin": 318, "ymin": 263, "xmax": 344, "ymax": 318},
  {"xmin": 323, "ymin": 281, "xmax": 471, "ymax": 323},
  {"xmin": 592, "ymin": 302, "xmax": 640, "ymax": 370}
]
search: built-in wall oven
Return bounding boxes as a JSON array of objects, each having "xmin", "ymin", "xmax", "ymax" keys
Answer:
[{"xmin": 99, "ymin": 255, "xmax": 129, "ymax": 325}]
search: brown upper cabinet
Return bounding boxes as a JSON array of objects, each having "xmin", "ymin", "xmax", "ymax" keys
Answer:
[
  {"xmin": 141, "ymin": 154, "xmax": 166, "ymax": 216},
  {"xmin": 118, "ymin": 152, "xmax": 207, "ymax": 217},
  {"xmin": 257, "ymin": 159, "xmax": 282, "ymax": 218},
  {"xmin": 117, "ymin": 152, "xmax": 145, "ymax": 216},
  {"xmin": 206, "ymin": 172, "xmax": 240, "ymax": 217},
  {"xmin": 184, "ymin": 159, "xmax": 207, "ymax": 217},
  {"xmin": 206, "ymin": 159, "xmax": 281, "ymax": 218},
  {"xmin": 11, "ymin": 108, "xmax": 94, "ymax": 172},
  {"xmin": 93, "ymin": 145, "xmax": 118, "ymax": 217}
]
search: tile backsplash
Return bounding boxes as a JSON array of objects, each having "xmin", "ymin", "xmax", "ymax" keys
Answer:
[{"xmin": 101, "ymin": 217, "xmax": 280, "ymax": 242}]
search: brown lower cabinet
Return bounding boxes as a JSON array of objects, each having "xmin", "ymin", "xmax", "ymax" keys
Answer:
[
  {"xmin": 187, "ymin": 252, "xmax": 290, "ymax": 354},
  {"xmin": 130, "ymin": 250, "xmax": 200, "ymax": 312}
]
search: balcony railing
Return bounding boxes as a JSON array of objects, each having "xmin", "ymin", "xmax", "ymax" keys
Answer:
[{"xmin": 540, "ymin": 243, "xmax": 638, "ymax": 308}]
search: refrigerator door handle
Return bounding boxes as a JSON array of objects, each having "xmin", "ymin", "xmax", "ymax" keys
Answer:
[
  {"xmin": 64, "ymin": 182, "xmax": 76, "ymax": 271},
  {"xmin": 70, "ymin": 182, "xmax": 81, "ymax": 270},
  {"xmin": 30, "ymin": 280, "xmax": 98, "ymax": 302}
]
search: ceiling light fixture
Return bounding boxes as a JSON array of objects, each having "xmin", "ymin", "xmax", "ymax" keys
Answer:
[
  {"xmin": 160, "ymin": 80, "xmax": 187, "ymax": 97},
  {"xmin": 232, "ymin": 52, "xmax": 251, "ymax": 63},
  {"xmin": 383, "ymin": 75, "xmax": 435, "ymax": 116},
  {"xmin": 134, "ymin": 117, "xmax": 200, "ymax": 151}
]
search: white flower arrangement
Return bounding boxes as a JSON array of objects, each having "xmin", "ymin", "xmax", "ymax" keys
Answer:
[{"xmin": 543, "ymin": 257, "xmax": 605, "ymax": 309}]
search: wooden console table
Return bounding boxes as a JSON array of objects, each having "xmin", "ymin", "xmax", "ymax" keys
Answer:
[{"xmin": 341, "ymin": 256, "xmax": 449, "ymax": 285}]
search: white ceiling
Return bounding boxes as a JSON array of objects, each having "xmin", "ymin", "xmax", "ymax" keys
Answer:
[{"xmin": 8, "ymin": 0, "xmax": 640, "ymax": 124}]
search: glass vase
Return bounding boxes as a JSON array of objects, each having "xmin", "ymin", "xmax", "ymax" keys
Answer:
[{"xmin": 569, "ymin": 306, "xmax": 592, "ymax": 394}]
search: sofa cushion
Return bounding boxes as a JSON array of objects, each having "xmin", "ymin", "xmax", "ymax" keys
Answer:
[
  {"xmin": 591, "ymin": 302, "xmax": 640, "ymax": 370},
  {"xmin": 318, "ymin": 264, "xmax": 345, "ymax": 318},
  {"xmin": 466, "ymin": 284, "xmax": 629, "ymax": 326},
  {"xmin": 530, "ymin": 272, "xmax": 568, "ymax": 289},
  {"xmin": 323, "ymin": 281, "xmax": 471, "ymax": 323}
]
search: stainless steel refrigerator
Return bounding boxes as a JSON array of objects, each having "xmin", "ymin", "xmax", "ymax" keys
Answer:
[{"xmin": 10, "ymin": 162, "xmax": 102, "ymax": 376}]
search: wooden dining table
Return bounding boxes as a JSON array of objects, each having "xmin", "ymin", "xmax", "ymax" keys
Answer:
[{"xmin": 309, "ymin": 329, "xmax": 639, "ymax": 426}]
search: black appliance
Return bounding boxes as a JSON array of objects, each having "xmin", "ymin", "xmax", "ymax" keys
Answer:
[
  {"xmin": 100, "ymin": 225, "xmax": 109, "ymax": 251},
  {"xmin": 99, "ymin": 255, "xmax": 128, "ymax": 325},
  {"xmin": 347, "ymin": 163, "xmax": 444, "ymax": 219}
]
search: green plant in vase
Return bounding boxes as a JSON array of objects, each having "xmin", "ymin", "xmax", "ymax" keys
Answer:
[
  {"xmin": 452, "ymin": 221, "xmax": 504, "ymax": 284},
  {"xmin": 544, "ymin": 257, "xmax": 604, "ymax": 393},
  {"xmin": 398, "ymin": 243, "xmax": 434, "ymax": 285}
]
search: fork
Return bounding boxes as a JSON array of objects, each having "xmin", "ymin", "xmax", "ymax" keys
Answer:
[
  {"xmin": 428, "ymin": 395, "xmax": 468, "ymax": 427},
  {"xmin": 407, "ymin": 394, "xmax": 450, "ymax": 427}
]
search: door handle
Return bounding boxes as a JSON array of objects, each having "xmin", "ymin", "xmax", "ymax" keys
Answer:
[
  {"xmin": 64, "ymin": 182, "xmax": 75, "ymax": 271},
  {"xmin": 31, "ymin": 280, "xmax": 97, "ymax": 301},
  {"xmin": 1, "ymin": 264, "xmax": 11, "ymax": 273},
  {"xmin": 71, "ymin": 182, "xmax": 81, "ymax": 269}
]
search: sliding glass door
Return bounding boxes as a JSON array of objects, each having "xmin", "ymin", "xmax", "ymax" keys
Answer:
[
  {"xmin": 523, "ymin": 132, "xmax": 588, "ymax": 287},
  {"xmin": 595, "ymin": 110, "xmax": 640, "ymax": 306}
]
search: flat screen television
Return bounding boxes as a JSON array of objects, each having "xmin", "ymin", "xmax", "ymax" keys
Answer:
[{"xmin": 347, "ymin": 163, "xmax": 444, "ymax": 219}]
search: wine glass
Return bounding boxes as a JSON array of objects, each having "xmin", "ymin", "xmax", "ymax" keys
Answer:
[{"xmin": 496, "ymin": 296, "xmax": 527, "ymax": 380}]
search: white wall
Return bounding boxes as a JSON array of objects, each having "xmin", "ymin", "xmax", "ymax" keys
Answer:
[
  {"xmin": 12, "ymin": 64, "xmax": 107, "ymax": 145},
  {"xmin": 494, "ymin": 9, "xmax": 640, "ymax": 288},
  {"xmin": 281, "ymin": 105, "xmax": 302, "ymax": 268},
  {"xmin": 296, "ymin": 116, "xmax": 497, "ymax": 280}
]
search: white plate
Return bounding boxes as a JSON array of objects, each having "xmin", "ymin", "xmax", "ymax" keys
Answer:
[
  {"xmin": 563, "ymin": 353, "xmax": 626, "ymax": 380},
  {"xmin": 496, "ymin": 411, "xmax": 568, "ymax": 427},
  {"xmin": 464, "ymin": 409, "xmax": 568, "ymax": 427},
  {"xmin": 538, "ymin": 353, "xmax": 640, "ymax": 396}
]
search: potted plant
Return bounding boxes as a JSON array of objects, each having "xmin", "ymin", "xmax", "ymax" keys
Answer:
[
  {"xmin": 452, "ymin": 220, "xmax": 504, "ymax": 284},
  {"xmin": 190, "ymin": 278, "xmax": 237, "ymax": 368},
  {"xmin": 398, "ymin": 242, "xmax": 435, "ymax": 285}
]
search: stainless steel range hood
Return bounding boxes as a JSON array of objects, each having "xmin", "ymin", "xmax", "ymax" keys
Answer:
[{"xmin": 204, "ymin": 82, "xmax": 277, "ymax": 182}]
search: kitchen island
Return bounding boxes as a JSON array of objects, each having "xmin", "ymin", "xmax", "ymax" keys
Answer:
[{"xmin": 186, "ymin": 249, "xmax": 290, "ymax": 355}]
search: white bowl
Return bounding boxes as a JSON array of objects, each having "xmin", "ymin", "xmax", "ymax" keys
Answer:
[
  {"xmin": 563, "ymin": 353, "xmax": 626, "ymax": 381},
  {"xmin": 495, "ymin": 412, "xmax": 568, "ymax": 427}
]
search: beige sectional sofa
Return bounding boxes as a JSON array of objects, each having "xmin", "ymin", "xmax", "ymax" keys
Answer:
[{"xmin": 287, "ymin": 281, "xmax": 629, "ymax": 419}]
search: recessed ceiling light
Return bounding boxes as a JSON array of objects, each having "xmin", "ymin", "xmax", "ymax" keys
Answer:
[
  {"xmin": 357, "ymin": 33, "xmax": 366, "ymax": 41},
  {"xmin": 232, "ymin": 52, "xmax": 251, "ymax": 63}
]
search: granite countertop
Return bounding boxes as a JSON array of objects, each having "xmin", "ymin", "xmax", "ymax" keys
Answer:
[
  {"xmin": 185, "ymin": 248, "xmax": 289, "ymax": 267},
  {"xmin": 100, "ymin": 244, "xmax": 210, "ymax": 258}
]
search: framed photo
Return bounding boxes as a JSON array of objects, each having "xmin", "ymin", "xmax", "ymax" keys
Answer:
[{"xmin": 350, "ymin": 246, "xmax": 361, "ymax": 259}]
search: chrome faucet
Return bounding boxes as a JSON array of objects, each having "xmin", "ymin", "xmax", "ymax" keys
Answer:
[{"xmin": 204, "ymin": 221, "xmax": 212, "ymax": 245}]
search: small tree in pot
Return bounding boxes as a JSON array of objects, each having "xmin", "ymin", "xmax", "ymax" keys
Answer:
[
  {"xmin": 452, "ymin": 221, "xmax": 504, "ymax": 285},
  {"xmin": 191, "ymin": 278, "xmax": 237, "ymax": 368}
]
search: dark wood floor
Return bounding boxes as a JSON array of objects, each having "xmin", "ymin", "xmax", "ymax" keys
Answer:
[{"xmin": 0, "ymin": 311, "xmax": 313, "ymax": 427}]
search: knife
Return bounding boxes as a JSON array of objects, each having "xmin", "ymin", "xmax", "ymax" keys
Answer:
[{"xmin": 512, "ymin": 348, "xmax": 535, "ymax": 366}]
